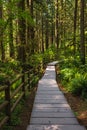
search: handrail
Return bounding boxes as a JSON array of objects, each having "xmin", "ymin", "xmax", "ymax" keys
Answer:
[
  {"xmin": 0, "ymin": 101, "xmax": 8, "ymax": 111},
  {"xmin": 0, "ymin": 116, "xmax": 9, "ymax": 129},
  {"xmin": 0, "ymin": 85, "xmax": 8, "ymax": 92},
  {"xmin": 10, "ymin": 74, "xmax": 23, "ymax": 85},
  {"xmin": 0, "ymin": 67, "xmax": 40, "ymax": 129},
  {"xmin": 11, "ymin": 92, "xmax": 24, "ymax": 113},
  {"xmin": 11, "ymin": 83, "xmax": 24, "ymax": 99}
]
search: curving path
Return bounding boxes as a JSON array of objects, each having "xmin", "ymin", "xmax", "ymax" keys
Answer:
[{"xmin": 27, "ymin": 61, "xmax": 86, "ymax": 130}]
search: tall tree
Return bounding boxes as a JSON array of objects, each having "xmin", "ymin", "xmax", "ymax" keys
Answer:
[
  {"xmin": 56, "ymin": 0, "xmax": 59, "ymax": 49},
  {"xmin": 17, "ymin": 0, "xmax": 26, "ymax": 62},
  {"xmin": 0, "ymin": 1, "xmax": 5, "ymax": 61},
  {"xmin": 73, "ymin": 0, "xmax": 78, "ymax": 54},
  {"xmin": 30, "ymin": 0, "xmax": 35, "ymax": 53},
  {"xmin": 80, "ymin": 0, "xmax": 85, "ymax": 64},
  {"xmin": 8, "ymin": 0, "xmax": 14, "ymax": 58}
]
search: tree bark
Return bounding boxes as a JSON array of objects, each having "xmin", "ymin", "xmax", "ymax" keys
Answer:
[
  {"xmin": 56, "ymin": 0, "xmax": 59, "ymax": 49},
  {"xmin": 30, "ymin": 0, "xmax": 35, "ymax": 53},
  {"xmin": 8, "ymin": 0, "xmax": 14, "ymax": 58},
  {"xmin": 0, "ymin": 1, "xmax": 5, "ymax": 61},
  {"xmin": 18, "ymin": 0, "xmax": 26, "ymax": 62},
  {"xmin": 80, "ymin": 0, "xmax": 85, "ymax": 64},
  {"xmin": 73, "ymin": 0, "xmax": 78, "ymax": 54}
]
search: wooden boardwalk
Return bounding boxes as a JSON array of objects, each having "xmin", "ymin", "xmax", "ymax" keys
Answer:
[{"xmin": 27, "ymin": 62, "xmax": 86, "ymax": 130}]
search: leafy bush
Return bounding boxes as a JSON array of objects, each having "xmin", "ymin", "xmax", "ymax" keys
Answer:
[
  {"xmin": 59, "ymin": 58, "xmax": 87, "ymax": 99},
  {"xmin": 68, "ymin": 76, "xmax": 85, "ymax": 95},
  {"xmin": 43, "ymin": 46, "xmax": 56, "ymax": 64},
  {"xmin": 0, "ymin": 60, "xmax": 21, "ymax": 85},
  {"xmin": 61, "ymin": 68, "xmax": 75, "ymax": 82}
]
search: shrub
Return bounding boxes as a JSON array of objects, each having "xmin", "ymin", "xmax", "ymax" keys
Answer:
[
  {"xmin": 68, "ymin": 75, "xmax": 87, "ymax": 97},
  {"xmin": 59, "ymin": 58, "xmax": 87, "ymax": 99}
]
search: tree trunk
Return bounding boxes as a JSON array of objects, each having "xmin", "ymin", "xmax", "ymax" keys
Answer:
[
  {"xmin": 80, "ymin": 0, "xmax": 85, "ymax": 64},
  {"xmin": 30, "ymin": 0, "xmax": 34, "ymax": 53},
  {"xmin": 56, "ymin": 0, "xmax": 59, "ymax": 49},
  {"xmin": 73, "ymin": 0, "xmax": 78, "ymax": 54},
  {"xmin": 45, "ymin": 17, "xmax": 49, "ymax": 50},
  {"xmin": 0, "ymin": 1, "xmax": 5, "ymax": 61},
  {"xmin": 18, "ymin": 0, "xmax": 26, "ymax": 62},
  {"xmin": 41, "ymin": 15, "xmax": 44, "ymax": 53}
]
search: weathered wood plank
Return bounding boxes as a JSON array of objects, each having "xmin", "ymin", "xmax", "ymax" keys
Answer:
[
  {"xmin": 27, "ymin": 125, "xmax": 86, "ymax": 130},
  {"xmin": 48, "ymin": 61, "xmax": 58, "ymax": 66},
  {"xmin": 36, "ymin": 91, "xmax": 63, "ymax": 95},
  {"xmin": 32, "ymin": 107, "xmax": 72, "ymax": 113},
  {"xmin": 30, "ymin": 118, "xmax": 79, "ymax": 125},
  {"xmin": 31, "ymin": 112, "xmax": 75, "ymax": 118},
  {"xmin": 35, "ymin": 96, "xmax": 65, "ymax": 100},
  {"xmin": 34, "ymin": 99, "xmax": 67, "ymax": 104},
  {"xmin": 35, "ymin": 95, "xmax": 65, "ymax": 99},
  {"xmin": 38, "ymin": 87, "xmax": 60, "ymax": 91},
  {"xmin": 33, "ymin": 103, "xmax": 70, "ymax": 108}
]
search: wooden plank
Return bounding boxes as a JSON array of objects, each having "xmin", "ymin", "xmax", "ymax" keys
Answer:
[
  {"xmin": 38, "ymin": 87, "xmax": 60, "ymax": 91},
  {"xmin": 27, "ymin": 125, "xmax": 86, "ymax": 130},
  {"xmin": 36, "ymin": 91, "xmax": 63, "ymax": 95},
  {"xmin": 33, "ymin": 103, "xmax": 70, "ymax": 108},
  {"xmin": 30, "ymin": 118, "xmax": 79, "ymax": 125},
  {"xmin": 38, "ymin": 79, "xmax": 57, "ymax": 85},
  {"xmin": 48, "ymin": 61, "xmax": 58, "ymax": 66},
  {"xmin": 35, "ymin": 97, "xmax": 65, "ymax": 100},
  {"xmin": 35, "ymin": 95, "xmax": 65, "ymax": 99},
  {"xmin": 31, "ymin": 112, "xmax": 75, "ymax": 118},
  {"xmin": 32, "ymin": 107, "xmax": 72, "ymax": 113},
  {"xmin": 34, "ymin": 99, "xmax": 67, "ymax": 104}
]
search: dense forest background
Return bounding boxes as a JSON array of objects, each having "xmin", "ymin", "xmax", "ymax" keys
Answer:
[
  {"xmin": 0, "ymin": 0, "xmax": 87, "ymax": 98},
  {"xmin": 0, "ymin": 0, "xmax": 87, "ymax": 64},
  {"xmin": 0, "ymin": 0, "xmax": 87, "ymax": 129},
  {"xmin": 0, "ymin": 0, "xmax": 87, "ymax": 101}
]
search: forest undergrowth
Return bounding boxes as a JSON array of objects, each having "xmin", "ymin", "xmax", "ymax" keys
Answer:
[{"xmin": 56, "ymin": 58, "xmax": 87, "ymax": 129}]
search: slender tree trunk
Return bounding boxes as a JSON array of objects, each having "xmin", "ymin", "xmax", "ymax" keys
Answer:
[
  {"xmin": 45, "ymin": 17, "xmax": 49, "ymax": 50},
  {"xmin": 42, "ymin": 15, "xmax": 44, "ymax": 53},
  {"xmin": 80, "ymin": 0, "xmax": 85, "ymax": 64},
  {"xmin": 51, "ymin": 22, "xmax": 54, "ymax": 45},
  {"xmin": 30, "ymin": 0, "xmax": 34, "ymax": 53},
  {"xmin": 8, "ymin": 0, "xmax": 14, "ymax": 58},
  {"xmin": 51, "ymin": 3, "xmax": 54, "ymax": 45},
  {"xmin": 26, "ymin": 0, "xmax": 30, "ymax": 45},
  {"xmin": 73, "ymin": 0, "xmax": 78, "ymax": 55},
  {"xmin": 0, "ymin": 1, "xmax": 5, "ymax": 61},
  {"xmin": 18, "ymin": 0, "xmax": 26, "ymax": 62},
  {"xmin": 56, "ymin": 0, "xmax": 59, "ymax": 49}
]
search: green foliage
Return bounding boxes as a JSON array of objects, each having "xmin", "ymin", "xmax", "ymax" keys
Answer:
[
  {"xmin": 11, "ymin": 101, "xmax": 24, "ymax": 125},
  {"xmin": 43, "ymin": 46, "xmax": 57, "ymax": 64},
  {"xmin": 2, "ymin": 100, "xmax": 24, "ymax": 130},
  {"xmin": 27, "ymin": 46, "xmax": 56, "ymax": 68},
  {"xmin": 28, "ymin": 53, "xmax": 43, "ymax": 68},
  {"xmin": 11, "ymin": 79, "xmax": 21, "ymax": 90},
  {"xmin": 31, "ymin": 76, "xmax": 39, "ymax": 88},
  {"xmin": 68, "ymin": 75, "xmax": 87, "ymax": 96},
  {"xmin": 0, "ymin": 60, "xmax": 21, "ymax": 85},
  {"xmin": 59, "ymin": 58, "xmax": 87, "ymax": 99}
]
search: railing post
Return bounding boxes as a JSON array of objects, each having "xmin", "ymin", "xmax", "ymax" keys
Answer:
[
  {"xmin": 5, "ymin": 81, "xmax": 11, "ymax": 124},
  {"xmin": 28, "ymin": 71, "xmax": 30, "ymax": 91},
  {"xmin": 22, "ymin": 70, "xmax": 25, "ymax": 99}
]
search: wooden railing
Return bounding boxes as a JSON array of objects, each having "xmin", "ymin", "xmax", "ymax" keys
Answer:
[{"xmin": 0, "ymin": 68, "xmax": 39, "ymax": 129}]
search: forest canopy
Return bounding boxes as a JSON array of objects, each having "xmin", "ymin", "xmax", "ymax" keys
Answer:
[{"xmin": 0, "ymin": 0, "xmax": 87, "ymax": 84}]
